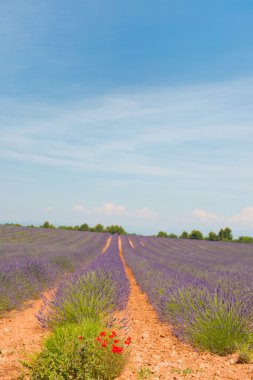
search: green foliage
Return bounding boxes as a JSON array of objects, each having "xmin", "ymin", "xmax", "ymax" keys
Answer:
[
  {"xmin": 179, "ymin": 231, "xmax": 189, "ymax": 239},
  {"xmin": 157, "ymin": 231, "xmax": 168, "ymax": 238},
  {"xmin": 168, "ymin": 233, "xmax": 178, "ymax": 238},
  {"xmin": 237, "ymin": 236, "xmax": 253, "ymax": 244},
  {"xmin": 207, "ymin": 231, "xmax": 218, "ymax": 241},
  {"xmin": 105, "ymin": 225, "xmax": 126, "ymax": 234},
  {"xmin": 58, "ymin": 225, "xmax": 79, "ymax": 230},
  {"xmin": 188, "ymin": 230, "xmax": 203, "ymax": 240},
  {"xmin": 46, "ymin": 270, "xmax": 117, "ymax": 328},
  {"xmin": 137, "ymin": 367, "xmax": 151, "ymax": 379},
  {"xmin": 94, "ymin": 224, "xmax": 105, "ymax": 233},
  {"xmin": 41, "ymin": 221, "xmax": 55, "ymax": 229},
  {"xmin": 236, "ymin": 341, "xmax": 253, "ymax": 363},
  {"xmin": 24, "ymin": 321, "xmax": 128, "ymax": 380},
  {"xmin": 218, "ymin": 227, "xmax": 233, "ymax": 241},
  {"xmin": 79, "ymin": 223, "xmax": 90, "ymax": 231},
  {"xmin": 166, "ymin": 289, "xmax": 253, "ymax": 356},
  {"xmin": 4, "ymin": 223, "xmax": 21, "ymax": 227}
]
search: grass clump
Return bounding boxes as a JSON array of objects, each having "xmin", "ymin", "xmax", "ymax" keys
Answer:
[
  {"xmin": 23, "ymin": 321, "xmax": 130, "ymax": 380},
  {"xmin": 40, "ymin": 269, "xmax": 117, "ymax": 328},
  {"xmin": 165, "ymin": 287, "xmax": 253, "ymax": 357}
]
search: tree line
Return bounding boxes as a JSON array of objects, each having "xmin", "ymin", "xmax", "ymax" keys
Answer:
[
  {"xmin": 40, "ymin": 221, "xmax": 126, "ymax": 235},
  {"xmin": 2, "ymin": 222, "xmax": 253, "ymax": 243},
  {"xmin": 156, "ymin": 227, "xmax": 253, "ymax": 243}
]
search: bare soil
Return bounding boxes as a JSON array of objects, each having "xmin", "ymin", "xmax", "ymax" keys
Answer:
[
  {"xmin": 0, "ymin": 294, "xmax": 51, "ymax": 380},
  {"xmin": 117, "ymin": 237, "xmax": 253, "ymax": 380},
  {"xmin": 103, "ymin": 236, "xmax": 112, "ymax": 253}
]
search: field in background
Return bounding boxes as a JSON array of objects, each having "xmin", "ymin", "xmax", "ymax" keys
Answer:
[{"xmin": 0, "ymin": 226, "xmax": 109, "ymax": 313}]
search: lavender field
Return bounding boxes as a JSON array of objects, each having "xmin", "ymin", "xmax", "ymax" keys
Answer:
[
  {"xmin": 0, "ymin": 226, "xmax": 109, "ymax": 313},
  {"xmin": 122, "ymin": 235, "xmax": 253, "ymax": 356}
]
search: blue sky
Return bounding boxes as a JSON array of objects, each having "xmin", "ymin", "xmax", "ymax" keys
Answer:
[{"xmin": 1, "ymin": 0, "xmax": 253, "ymax": 236}]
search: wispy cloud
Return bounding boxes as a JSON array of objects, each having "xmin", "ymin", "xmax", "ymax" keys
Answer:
[
  {"xmin": 73, "ymin": 202, "xmax": 158, "ymax": 220},
  {"xmin": 191, "ymin": 206, "xmax": 253, "ymax": 231},
  {"xmin": 229, "ymin": 207, "xmax": 253, "ymax": 228},
  {"xmin": 192, "ymin": 209, "xmax": 219, "ymax": 221},
  {"xmin": 1, "ymin": 76, "xmax": 253, "ymax": 179}
]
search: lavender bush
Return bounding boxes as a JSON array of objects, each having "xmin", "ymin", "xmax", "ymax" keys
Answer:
[
  {"xmin": 0, "ymin": 226, "xmax": 109, "ymax": 313},
  {"xmin": 122, "ymin": 235, "xmax": 253, "ymax": 356},
  {"xmin": 38, "ymin": 234, "xmax": 130, "ymax": 328}
]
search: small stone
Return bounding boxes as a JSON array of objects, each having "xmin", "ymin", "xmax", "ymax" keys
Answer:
[
  {"xmin": 160, "ymin": 361, "xmax": 173, "ymax": 367},
  {"xmin": 142, "ymin": 332, "xmax": 149, "ymax": 339},
  {"xmin": 153, "ymin": 365, "xmax": 160, "ymax": 372},
  {"xmin": 152, "ymin": 354, "xmax": 161, "ymax": 360}
]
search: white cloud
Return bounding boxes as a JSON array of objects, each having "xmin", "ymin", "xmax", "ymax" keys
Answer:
[
  {"xmin": 73, "ymin": 202, "xmax": 158, "ymax": 220},
  {"xmin": 73, "ymin": 204, "xmax": 87, "ymax": 213},
  {"xmin": 1, "ymin": 76, "xmax": 253, "ymax": 179},
  {"xmin": 192, "ymin": 209, "xmax": 219, "ymax": 221},
  {"xmin": 132, "ymin": 207, "xmax": 158, "ymax": 219},
  {"xmin": 94, "ymin": 203, "xmax": 126, "ymax": 216},
  {"xmin": 229, "ymin": 206, "xmax": 253, "ymax": 227}
]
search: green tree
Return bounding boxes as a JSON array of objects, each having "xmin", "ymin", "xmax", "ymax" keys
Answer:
[
  {"xmin": 218, "ymin": 227, "xmax": 233, "ymax": 241},
  {"xmin": 168, "ymin": 233, "xmax": 178, "ymax": 238},
  {"xmin": 79, "ymin": 223, "xmax": 90, "ymax": 231},
  {"xmin": 105, "ymin": 225, "xmax": 126, "ymax": 234},
  {"xmin": 94, "ymin": 224, "xmax": 105, "ymax": 233},
  {"xmin": 189, "ymin": 229, "xmax": 203, "ymax": 240},
  {"xmin": 41, "ymin": 221, "xmax": 55, "ymax": 229},
  {"xmin": 157, "ymin": 231, "xmax": 168, "ymax": 238},
  {"xmin": 208, "ymin": 231, "xmax": 218, "ymax": 241},
  {"xmin": 237, "ymin": 236, "xmax": 253, "ymax": 244},
  {"xmin": 179, "ymin": 231, "xmax": 189, "ymax": 239}
]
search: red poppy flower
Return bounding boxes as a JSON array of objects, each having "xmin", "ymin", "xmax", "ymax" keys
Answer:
[
  {"xmin": 114, "ymin": 339, "xmax": 119, "ymax": 343},
  {"xmin": 102, "ymin": 340, "xmax": 108, "ymax": 348},
  {"xmin": 96, "ymin": 337, "xmax": 101, "ymax": 342},
  {"xmin": 112, "ymin": 344, "xmax": 124, "ymax": 354},
  {"xmin": 78, "ymin": 335, "xmax": 84, "ymax": 340},
  {"xmin": 124, "ymin": 337, "xmax": 131, "ymax": 345},
  {"xmin": 100, "ymin": 331, "xmax": 107, "ymax": 337}
]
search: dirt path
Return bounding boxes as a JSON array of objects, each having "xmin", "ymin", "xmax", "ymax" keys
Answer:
[
  {"xmin": 117, "ymin": 237, "xmax": 253, "ymax": 380},
  {"xmin": 102, "ymin": 236, "xmax": 112, "ymax": 253},
  {"xmin": 0, "ymin": 294, "xmax": 52, "ymax": 380}
]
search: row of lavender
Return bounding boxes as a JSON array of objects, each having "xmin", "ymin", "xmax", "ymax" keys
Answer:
[
  {"xmin": 122, "ymin": 235, "xmax": 253, "ymax": 358},
  {"xmin": 0, "ymin": 226, "xmax": 109, "ymax": 313},
  {"xmin": 26, "ymin": 235, "xmax": 131, "ymax": 379},
  {"xmin": 39, "ymin": 234, "xmax": 130, "ymax": 327}
]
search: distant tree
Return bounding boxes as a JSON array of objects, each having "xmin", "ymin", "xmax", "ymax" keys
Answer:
[
  {"xmin": 157, "ymin": 231, "xmax": 168, "ymax": 238},
  {"xmin": 4, "ymin": 223, "xmax": 21, "ymax": 227},
  {"xmin": 189, "ymin": 229, "xmax": 203, "ymax": 240},
  {"xmin": 168, "ymin": 233, "xmax": 178, "ymax": 238},
  {"xmin": 218, "ymin": 227, "xmax": 233, "ymax": 241},
  {"xmin": 179, "ymin": 231, "xmax": 189, "ymax": 239},
  {"xmin": 105, "ymin": 225, "xmax": 126, "ymax": 234},
  {"xmin": 237, "ymin": 236, "xmax": 253, "ymax": 244},
  {"xmin": 79, "ymin": 223, "xmax": 90, "ymax": 231},
  {"xmin": 41, "ymin": 221, "xmax": 55, "ymax": 229},
  {"xmin": 207, "ymin": 231, "xmax": 218, "ymax": 241},
  {"xmin": 94, "ymin": 224, "xmax": 105, "ymax": 233},
  {"xmin": 59, "ymin": 225, "xmax": 75, "ymax": 230},
  {"xmin": 26, "ymin": 224, "xmax": 36, "ymax": 228}
]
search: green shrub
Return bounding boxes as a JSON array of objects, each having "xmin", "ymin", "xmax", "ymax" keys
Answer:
[
  {"xmin": 45, "ymin": 270, "xmax": 117, "ymax": 328},
  {"xmin": 165, "ymin": 288, "xmax": 253, "ymax": 356},
  {"xmin": 23, "ymin": 321, "xmax": 129, "ymax": 380}
]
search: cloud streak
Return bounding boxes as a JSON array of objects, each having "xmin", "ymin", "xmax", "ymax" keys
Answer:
[
  {"xmin": 73, "ymin": 202, "xmax": 158, "ymax": 220},
  {"xmin": 1, "ymin": 76, "xmax": 253, "ymax": 179}
]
